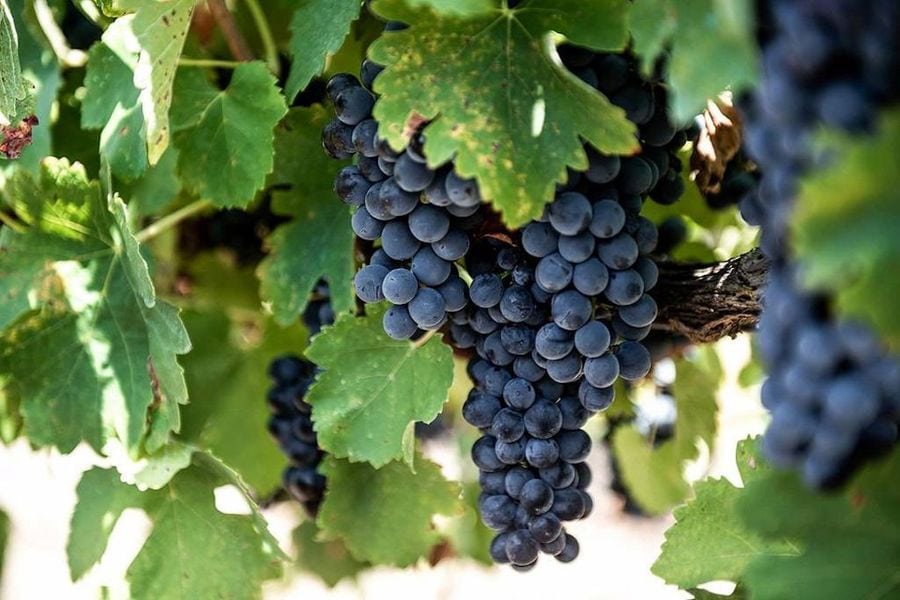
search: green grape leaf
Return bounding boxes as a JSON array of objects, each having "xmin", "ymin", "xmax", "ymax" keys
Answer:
[
  {"xmin": 317, "ymin": 455, "xmax": 460, "ymax": 566},
  {"xmin": 403, "ymin": 0, "xmax": 495, "ymax": 16},
  {"xmin": 627, "ymin": 0, "xmax": 676, "ymax": 75},
  {"xmin": 652, "ymin": 438, "xmax": 798, "ymax": 588},
  {"xmin": 117, "ymin": 147, "xmax": 182, "ymax": 218},
  {"xmin": 284, "ymin": 0, "xmax": 361, "ymax": 102},
  {"xmin": 0, "ymin": 0, "xmax": 23, "ymax": 126},
  {"xmin": 738, "ymin": 448, "xmax": 900, "ymax": 600},
  {"xmin": 259, "ymin": 106, "xmax": 355, "ymax": 325},
  {"xmin": 304, "ymin": 306, "xmax": 455, "ymax": 467},
  {"xmin": 81, "ymin": 42, "xmax": 147, "ymax": 180},
  {"xmin": 104, "ymin": 0, "xmax": 195, "ymax": 164},
  {"xmin": 0, "ymin": 159, "xmax": 190, "ymax": 455},
  {"xmin": 439, "ymin": 481, "xmax": 494, "ymax": 565},
  {"xmin": 612, "ymin": 346, "xmax": 722, "ymax": 514},
  {"xmin": 629, "ymin": 0, "xmax": 758, "ymax": 123},
  {"xmin": 293, "ymin": 520, "xmax": 369, "ymax": 587},
  {"xmin": 179, "ymin": 302, "xmax": 308, "ymax": 493},
  {"xmin": 174, "ymin": 62, "xmax": 288, "ymax": 208},
  {"xmin": 792, "ymin": 111, "xmax": 900, "ymax": 352},
  {"xmin": 68, "ymin": 452, "xmax": 285, "ymax": 597},
  {"xmin": 369, "ymin": 0, "xmax": 637, "ymax": 227}
]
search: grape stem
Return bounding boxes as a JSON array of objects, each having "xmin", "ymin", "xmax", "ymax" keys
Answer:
[
  {"xmin": 412, "ymin": 329, "xmax": 438, "ymax": 349},
  {"xmin": 178, "ymin": 58, "xmax": 243, "ymax": 69},
  {"xmin": 134, "ymin": 199, "xmax": 213, "ymax": 244},
  {"xmin": 242, "ymin": 0, "xmax": 280, "ymax": 75},
  {"xmin": 208, "ymin": 0, "xmax": 255, "ymax": 62}
]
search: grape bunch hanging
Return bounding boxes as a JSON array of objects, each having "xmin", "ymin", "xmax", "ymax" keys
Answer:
[
  {"xmin": 265, "ymin": 354, "xmax": 327, "ymax": 516},
  {"xmin": 320, "ymin": 28, "xmax": 689, "ymax": 567},
  {"xmin": 740, "ymin": 0, "xmax": 900, "ymax": 489}
]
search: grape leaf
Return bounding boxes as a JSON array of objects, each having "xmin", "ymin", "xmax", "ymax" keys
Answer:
[
  {"xmin": 259, "ymin": 106, "xmax": 355, "ymax": 325},
  {"xmin": 738, "ymin": 447, "xmax": 900, "ymax": 600},
  {"xmin": 317, "ymin": 455, "xmax": 460, "ymax": 566},
  {"xmin": 173, "ymin": 62, "xmax": 287, "ymax": 208},
  {"xmin": 0, "ymin": 0, "xmax": 23, "ymax": 126},
  {"xmin": 304, "ymin": 305, "xmax": 455, "ymax": 467},
  {"xmin": 104, "ymin": 0, "xmax": 196, "ymax": 164},
  {"xmin": 284, "ymin": 0, "xmax": 361, "ymax": 102},
  {"xmin": 652, "ymin": 438, "xmax": 798, "ymax": 589},
  {"xmin": 81, "ymin": 42, "xmax": 147, "ymax": 180},
  {"xmin": 68, "ymin": 452, "xmax": 286, "ymax": 598},
  {"xmin": 440, "ymin": 481, "xmax": 493, "ymax": 565},
  {"xmin": 0, "ymin": 506, "xmax": 7, "ymax": 584},
  {"xmin": 629, "ymin": 0, "xmax": 758, "ymax": 124},
  {"xmin": 404, "ymin": 0, "xmax": 495, "ymax": 16},
  {"xmin": 179, "ymin": 303, "xmax": 308, "ymax": 493},
  {"xmin": 612, "ymin": 346, "xmax": 722, "ymax": 514},
  {"xmin": 792, "ymin": 111, "xmax": 900, "ymax": 352},
  {"xmin": 627, "ymin": 0, "xmax": 676, "ymax": 75},
  {"xmin": 118, "ymin": 147, "xmax": 182, "ymax": 218},
  {"xmin": 0, "ymin": 159, "xmax": 190, "ymax": 455},
  {"xmin": 293, "ymin": 520, "xmax": 369, "ymax": 587},
  {"xmin": 369, "ymin": 0, "xmax": 637, "ymax": 227}
]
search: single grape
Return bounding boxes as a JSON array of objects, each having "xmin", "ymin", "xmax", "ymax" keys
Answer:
[
  {"xmin": 354, "ymin": 264, "xmax": 389, "ymax": 303},
  {"xmin": 383, "ymin": 305, "xmax": 418, "ymax": 339},
  {"xmin": 408, "ymin": 287, "xmax": 447, "ymax": 329},
  {"xmin": 394, "ymin": 152, "xmax": 436, "ymax": 192}
]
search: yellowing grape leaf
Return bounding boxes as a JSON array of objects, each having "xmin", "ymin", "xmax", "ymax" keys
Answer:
[
  {"xmin": 104, "ymin": 0, "xmax": 196, "ymax": 164},
  {"xmin": 369, "ymin": 0, "xmax": 637, "ymax": 227}
]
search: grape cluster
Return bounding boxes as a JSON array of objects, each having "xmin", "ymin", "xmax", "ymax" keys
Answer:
[
  {"xmin": 465, "ymin": 362, "xmax": 593, "ymax": 568},
  {"xmin": 323, "ymin": 63, "xmax": 483, "ymax": 340},
  {"xmin": 321, "ymin": 31, "xmax": 689, "ymax": 565},
  {"xmin": 704, "ymin": 149, "xmax": 762, "ymax": 212},
  {"xmin": 742, "ymin": 0, "xmax": 900, "ymax": 487},
  {"xmin": 449, "ymin": 49, "xmax": 690, "ymax": 568},
  {"xmin": 266, "ymin": 355, "xmax": 326, "ymax": 516},
  {"xmin": 302, "ymin": 280, "xmax": 336, "ymax": 336}
]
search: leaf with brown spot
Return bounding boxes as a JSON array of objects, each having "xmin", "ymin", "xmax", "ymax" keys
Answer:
[
  {"xmin": 370, "ymin": 0, "xmax": 637, "ymax": 227},
  {"xmin": 690, "ymin": 93, "xmax": 744, "ymax": 195}
]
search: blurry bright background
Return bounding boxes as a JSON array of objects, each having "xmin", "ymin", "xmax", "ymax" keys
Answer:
[{"xmin": 0, "ymin": 336, "xmax": 765, "ymax": 600}]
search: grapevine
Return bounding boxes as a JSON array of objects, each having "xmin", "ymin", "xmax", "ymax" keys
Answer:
[{"xmin": 0, "ymin": 0, "xmax": 897, "ymax": 597}]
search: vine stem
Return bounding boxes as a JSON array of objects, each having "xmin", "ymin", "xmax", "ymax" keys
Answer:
[
  {"xmin": 0, "ymin": 211, "xmax": 25, "ymax": 234},
  {"xmin": 208, "ymin": 0, "xmax": 254, "ymax": 62},
  {"xmin": 242, "ymin": 0, "xmax": 280, "ymax": 75},
  {"xmin": 178, "ymin": 58, "xmax": 243, "ymax": 69},
  {"xmin": 134, "ymin": 199, "xmax": 213, "ymax": 244},
  {"xmin": 412, "ymin": 329, "xmax": 438, "ymax": 349}
]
